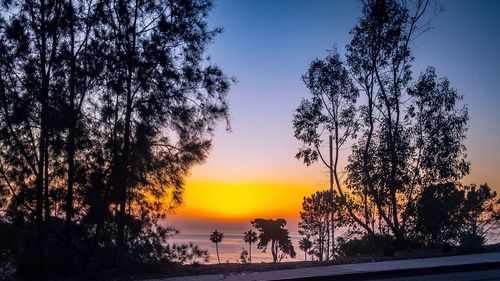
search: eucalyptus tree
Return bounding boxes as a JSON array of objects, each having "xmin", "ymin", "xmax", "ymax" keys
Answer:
[
  {"xmin": 293, "ymin": 0, "xmax": 470, "ymax": 248},
  {"xmin": 293, "ymin": 49, "xmax": 359, "ymax": 256},
  {"xmin": 344, "ymin": 0, "xmax": 468, "ymax": 246}
]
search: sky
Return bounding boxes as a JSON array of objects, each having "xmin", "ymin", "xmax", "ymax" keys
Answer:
[{"xmin": 168, "ymin": 0, "xmax": 500, "ymax": 232}]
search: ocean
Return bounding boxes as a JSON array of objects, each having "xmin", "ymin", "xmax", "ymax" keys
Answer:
[{"xmin": 168, "ymin": 232, "xmax": 303, "ymax": 264}]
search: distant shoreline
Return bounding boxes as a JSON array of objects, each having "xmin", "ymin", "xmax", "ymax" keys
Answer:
[{"xmin": 131, "ymin": 244, "xmax": 500, "ymax": 280}]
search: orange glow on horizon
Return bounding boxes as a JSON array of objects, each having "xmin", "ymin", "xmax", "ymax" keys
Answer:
[{"xmin": 171, "ymin": 179, "xmax": 318, "ymax": 221}]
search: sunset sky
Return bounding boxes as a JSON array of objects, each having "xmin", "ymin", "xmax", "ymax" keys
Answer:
[{"xmin": 168, "ymin": 0, "xmax": 500, "ymax": 231}]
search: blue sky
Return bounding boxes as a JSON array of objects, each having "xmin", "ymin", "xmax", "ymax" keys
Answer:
[
  {"xmin": 201, "ymin": 0, "xmax": 499, "ymax": 186},
  {"xmin": 169, "ymin": 0, "xmax": 500, "ymax": 229}
]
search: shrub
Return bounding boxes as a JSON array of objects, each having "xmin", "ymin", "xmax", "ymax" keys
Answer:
[
  {"xmin": 338, "ymin": 235, "xmax": 395, "ymax": 257},
  {"xmin": 459, "ymin": 233, "xmax": 485, "ymax": 252}
]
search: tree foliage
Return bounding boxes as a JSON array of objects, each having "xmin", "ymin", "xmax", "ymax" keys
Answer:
[
  {"xmin": 298, "ymin": 190, "xmax": 350, "ymax": 260},
  {"xmin": 293, "ymin": 48, "xmax": 358, "ymax": 260},
  {"xmin": 0, "ymin": 0, "xmax": 231, "ymax": 276},
  {"xmin": 243, "ymin": 229, "xmax": 257, "ymax": 263},
  {"xmin": 210, "ymin": 230, "xmax": 223, "ymax": 264},
  {"xmin": 413, "ymin": 182, "xmax": 499, "ymax": 248},
  {"xmin": 414, "ymin": 182, "xmax": 464, "ymax": 247},
  {"xmin": 461, "ymin": 184, "xmax": 499, "ymax": 239},
  {"xmin": 298, "ymin": 237, "xmax": 312, "ymax": 261},
  {"xmin": 294, "ymin": 49, "xmax": 358, "ymax": 167},
  {"xmin": 293, "ymin": 0, "xmax": 483, "ymax": 250},
  {"xmin": 252, "ymin": 218, "xmax": 296, "ymax": 263}
]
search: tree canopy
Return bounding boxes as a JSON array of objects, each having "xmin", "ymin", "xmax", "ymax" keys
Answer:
[
  {"xmin": 0, "ymin": 0, "xmax": 232, "ymax": 276},
  {"xmin": 294, "ymin": 0, "xmax": 497, "ymax": 252},
  {"xmin": 252, "ymin": 218, "xmax": 296, "ymax": 263}
]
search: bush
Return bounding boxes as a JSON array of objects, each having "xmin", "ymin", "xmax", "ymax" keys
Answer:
[
  {"xmin": 338, "ymin": 235, "xmax": 395, "ymax": 257},
  {"xmin": 459, "ymin": 233, "xmax": 485, "ymax": 252}
]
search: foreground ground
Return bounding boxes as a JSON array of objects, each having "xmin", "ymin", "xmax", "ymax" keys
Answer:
[{"xmin": 141, "ymin": 252, "xmax": 500, "ymax": 281}]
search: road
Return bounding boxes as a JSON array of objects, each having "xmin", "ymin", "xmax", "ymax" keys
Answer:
[
  {"xmin": 371, "ymin": 269, "xmax": 500, "ymax": 281},
  {"xmin": 150, "ymin": 252, "xmax": 500, "ymax": 281}
]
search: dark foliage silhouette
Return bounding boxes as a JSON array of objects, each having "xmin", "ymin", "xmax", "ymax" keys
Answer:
[
  {"xmin": 251, "ymin": 218, "xmax": 296, "ymax": 263},
  {"xmin": 414, "ymin": 183, "xmax": 464, "ymax": 247},
  {"xmin": 243, "ymin": 229, "xmax": 258, "ymax": 263},
  {"xmin": 294, "ymin": 49, "xmax": 358, "ymax": 259},
  {"xmin": 210, "ymin": 230, "xmax": 224, "ymax": 264},
  {"xmin": 413, "ymin": 183, "xmax": 499, "ymax": 249},
  {"xmin": 298, "ymin": 237, "xmax": 312, "ymax": 261},
  {"xmin": 0, "ymin": 0, "xmax": 231, "ymax": 277},
  {"xmin": 298, "ymin": 190, "xmax": 350, "ymax": 260},
  {"xmin": 292, "ymin": 0, "xmax": 490, "ymax": 252}
]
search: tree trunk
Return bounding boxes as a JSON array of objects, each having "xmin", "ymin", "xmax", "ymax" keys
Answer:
[
  {"xmin": 64, "ymin": 0, "xmax": 76, "ymax": 269},
  {"xmin": 248, "ymin": 242, "xmax": 252, "ymax": 263},
  {"xmin": 326, "ymin": 218, "xmax": 330, "ymax": 261},
  {"xmin": 43, "ymin": 142, "xmax": 50, "ymax": 220},
  {"xmin": 117, "ymin": 0, "xmax": 138, "ymax": 252},
  {"xmin": 35, "ymin": 0, "xmax": 49, "ymax": 274},
  {"xmin": 329, "ymin": 134, "xmax": 334, "ymax": 259},
  {"xmin": 271, "ymin": 239, "xmax": 277, "ymax": 263},
  {"xmin": 331, "ymin": 211, "xmax": 335, "ymax": 259},
  {"xmin": 216, "ymin": 243, "xmax": 220, "ymax": 264}
]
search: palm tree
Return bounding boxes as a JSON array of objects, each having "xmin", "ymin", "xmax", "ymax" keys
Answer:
[
  {"xmin": 210, "ymin": 230, "xmax": 224, "ymax": 263},
  {"xmin": 243, "ymin": 230, "xmax": 258, "ymax": 263},
  {"xmin": 299, "ymin": 237, "xmax": 312, "ymax": 261}
]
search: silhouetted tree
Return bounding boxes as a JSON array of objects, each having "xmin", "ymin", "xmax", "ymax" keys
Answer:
[
  {"xmin": 252, "ymin": 218, "xmax": 296, "ymax": 263},
  {"xmin": 0, "ymin": 0, "xmax": 70, "ymax": 275},
  {"xmin": 0, "ymin": 0, "xmax": 231, "ymax": 275},
  {"xmin": 210, "ymin": 230, "xmax": 224, "ymax": 264},
  {"xmin": 96, "ymin": 0, "xmax": 232, "ymax": 256},
  {"xmin": 243, "ymin": 229, "xmax": 258, "ymax": 263},
  {"xmin": 343, "ymin": 0, "xmax": 468, "ymax": 247},
  {"xmin": 460, "ymin": 184, "xmax": 499, "ymax": 243},
  {"xmin": 298, "ymin": 190, "xmax": 350, "ymax": 260},
  {"xmin": 412, "ymin": 182, "xmax": 499, "ymax": 248},
  {"xmin": 414, "ymin": 182, "xmax": 464, "ymax": 247},
  {"xmin": 293, "ymin": 0, "xmax": 470, "ymax": 248},
  {"xmin": 294, "ymin": 49, "xmax": 359, "ymax": 257},
  {"xmin": 239, "ymin": 248, "xmax": 249, "ymax": 263},
  {"xmin": 299, "ymin": 237, "xmax": 312, "ymax": 261}
]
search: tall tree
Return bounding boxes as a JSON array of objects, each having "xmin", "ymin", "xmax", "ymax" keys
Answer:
[
  {"xmin": 293, "ymin": 0, "xmax": 468, "ymax": 247},
  {"xmin": 0, "ymin": 0, "xmax": 232, "ymax": 274},
  {"xmin": 344, "ymin": 0, "xmax": 467, "ymax": 247},
  {"xmin": 243, "ymin": 229, "xmax": 257, "ymax": 263},
  {"xmin": 57, "ymin": 0, "xmax": 105, "ymax": 268},
  {"xmin": 252, "ymin": 218, "xmax": 296, "ymax": 263},
  {"xmin": 95, "ymin": 0, "xmax": 232, "ymax": 255},
  {"xmin": 209, "ymin": 230, "xmax": 223, "ymax": 264},
  {"xmin": 0, "ymin": 0, "xmax": 67, "ymax": 274},
  {"xmin": 293, "ymin": 48, "xmax": 360, "ymax": 256}
]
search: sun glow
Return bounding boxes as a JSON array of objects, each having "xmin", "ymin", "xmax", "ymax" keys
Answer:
[{"xmin": 173, "ymin": 179, "xmax": 316, "ymax": 220}]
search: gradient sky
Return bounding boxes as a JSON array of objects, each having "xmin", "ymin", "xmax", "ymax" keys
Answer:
[{"xmin": 168, "ymin": 0, "xmax": 500, "ymax": 231}]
